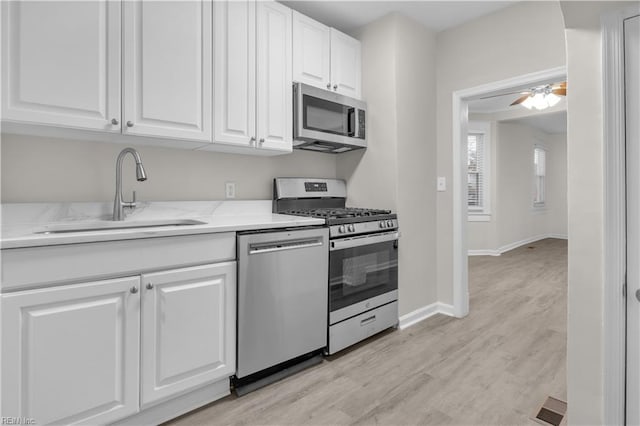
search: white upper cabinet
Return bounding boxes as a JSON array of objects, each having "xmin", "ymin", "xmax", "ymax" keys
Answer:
[
  {"xmin": 292, "ymin": 12, "xmax": 361, "ymax": 99},
  {"xmin": 212, "ymin": 0, "xmax": 292, "ymax": 154},
  {"xmin": 123, "ymin": 0, "xmax": 212, "ymax": 142},
  {"xmin": 140, "ymin": 262, "xmax": 236, "ymax": 407},
  {"xmin": 1, "ymin": 1, "xmax": 121, "ymax": 131},
  {"xmin": 1, "ymin": 277, "xmax": 140, "ymax": 425},
  {"xmin": 292, "ymin": 11, "xmax": 331, "ymax": 91},
  {"xmin": 256, "ymin": 1, "xmax": 293, "ymax": 152},
  {"xmin": 213, "ymin": 0, "xmax": 256, "ymax": 147},
  {"xmin": 330, "ymin": 29, "xmax": 362, "ymax": 99}
]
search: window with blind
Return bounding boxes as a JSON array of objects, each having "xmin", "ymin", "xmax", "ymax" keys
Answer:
[
  {"xmin": 534, "ymin": 147, "xmax": 546, "ymax": 207},
  {"xmin": 467, "ymin": 126, "xmax": 490, "ymax": 215}
]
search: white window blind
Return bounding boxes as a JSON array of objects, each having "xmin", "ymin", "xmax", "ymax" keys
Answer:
[
  {"xmin": 467, "ymin": 133, "xmax": 485, "ymax": 209},
  {"xmin": 534, "ymin": 147, "xmax": 546, "ymax": 206}
]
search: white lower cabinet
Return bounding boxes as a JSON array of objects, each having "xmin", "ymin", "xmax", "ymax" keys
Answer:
[
  {"xmin": 1, "ymin": 277, "xmax": 141, "ymax": 425},
  {"xmin": 140, "ymin": 262, "xmax": 236, "ymax": 406},
  {"xmin": 1, "ymin": 261, "xmax": 237, "ymax": 424}
]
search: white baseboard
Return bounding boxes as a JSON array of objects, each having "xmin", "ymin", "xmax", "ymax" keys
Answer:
[
  {"xmin": 468, "ymin": 249, "xmax": 500, "ymax": 256},
  {"xmin": 468, "ymin": 233, "xmax": 568, "ymax": 256},
  {"xmin": 548, "ymin": 233, "xmax": 568, "ymax": 240},
  {"xmin": 398, "ymin": 302, "xmax": 456, "ymax": 329}
]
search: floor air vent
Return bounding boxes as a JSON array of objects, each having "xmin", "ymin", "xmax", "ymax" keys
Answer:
[{"xmin": 533, "ymin": 396, "xmax": 567, "ymax": 426}]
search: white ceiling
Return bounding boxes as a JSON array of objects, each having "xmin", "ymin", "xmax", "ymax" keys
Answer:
[
  {"xmin": 504, "ymin": 111, "xmax": 567, "ymax": 135},
  {"xmin": 468, "ymin": 85, "xmax": 567, "ymax": 135},
  {"xmin": 279, "ymin": 1, "xmax": 520, "ymax": 34}
]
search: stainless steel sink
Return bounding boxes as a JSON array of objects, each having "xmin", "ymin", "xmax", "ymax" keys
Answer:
[{"xmin": 34, "ymin": 219, "xmax": 207, "ymax": 234}]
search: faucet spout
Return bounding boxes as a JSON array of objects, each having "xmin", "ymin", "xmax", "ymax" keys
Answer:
[{"xmin": 113, "ymin": 148, "xmax": 147, "ymax": 221}]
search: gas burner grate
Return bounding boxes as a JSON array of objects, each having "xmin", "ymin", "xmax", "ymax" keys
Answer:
[{"xmin": 282, "ymin": 207, "xmax": 392, "ymax": 220}]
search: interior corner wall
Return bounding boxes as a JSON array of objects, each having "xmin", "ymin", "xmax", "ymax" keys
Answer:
[
  {"xmin": 467, "ymin": 123, "xmax": 567, "ymax": 253},
  {"xmin": 435, "ymin": 1, "xmax": 567, "ymax": 305},
  {"xmin": 336, "ymin": 13, "xmax": 438, "ymax": 316}
]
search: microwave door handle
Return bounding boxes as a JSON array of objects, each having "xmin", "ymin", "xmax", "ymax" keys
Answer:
[{"xmin": 347, "ymin": 107, "xmax": 356, "ymax": 137}]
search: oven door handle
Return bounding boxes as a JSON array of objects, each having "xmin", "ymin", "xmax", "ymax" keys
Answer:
[{"xmin": 330, "ymin": 231, "xmax": 399, "ymax": 251}]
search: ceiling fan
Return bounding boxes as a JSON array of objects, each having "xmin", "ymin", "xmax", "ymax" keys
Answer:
[{"xmin": 481, "ymin": 81, "xmax": 567, "ymax": 110}]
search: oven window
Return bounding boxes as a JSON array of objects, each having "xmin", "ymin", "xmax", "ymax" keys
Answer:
[
  {"xmin": 303, "ymin": 95, "xmax": 354, "ymax": 136},
  {"xmin": 329, "ymin": 239, "xmax": 398, "ymax": 312}
]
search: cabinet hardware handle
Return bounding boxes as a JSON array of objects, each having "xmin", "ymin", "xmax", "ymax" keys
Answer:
[
  {"xmin": 126, "ymin": 121, "xmax": 134, "ymax": 128},
  {"xmin": 333, "ymin": 84, "xmax": 338, "ymax": 91},
  {"xmin": 259, "ymin": 138, "xmax": 265, "ymax": 144},
  {"xmin": 326, "ymin": 83, "xmax": 331, "ymax": 89},
  {"xmin": 250, "ymin": 137, "xmax": 256, "ymax": 145},
  {"xmin": 130, "ymin": 286, "xmax": 139, "ymax": 294},
  {"xmin": 146, "ymin": 283, "xmax": 154, "ymax": 290},
  {"xmin": 111, "ymin": 118, "xmax": 119, "ymax": 125}
]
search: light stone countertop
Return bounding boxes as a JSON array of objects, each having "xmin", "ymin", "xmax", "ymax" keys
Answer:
[{"xmin": 1, "ymin": 200, "xmax": 324, "ymax": 249}]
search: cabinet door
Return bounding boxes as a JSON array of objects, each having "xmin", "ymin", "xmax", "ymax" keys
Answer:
[
  {"xmin": 292, "ymin": 11, "xmax": 331, "ymax": 91},
  {"xmin": 140, "ymin": 262, "xmax": 236, "ymax": 406},
  {"xmin": 256, "ymin": 1, "xmax": 293, "ymax": 153},
  {"xmin": 1, "ymin": 277, "xmax": 140, "ymax": 425},
  {"xmin": 330, "ymin": 29, "xmax": 361, "ymax": 99},
  {"xmin": 214, "ymin": 0, "xmax": 256, "ymax": 147},
  {"xmin": 123, "ymin": 0, "xmax": 212, "ymax": 142},
  {"xmin": 1, "ymin": 1, "xmax": 121, "ymax": 132}
]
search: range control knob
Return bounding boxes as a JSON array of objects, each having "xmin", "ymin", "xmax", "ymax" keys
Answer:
[
  {"xmin": 387, "ymin": 220, "xmax": 394, "ymax": 228},
  {"xmin": 338, "ymin": 225, "xmax": 346, "ymax": 234},
  {"xmin": 380, "ymin": 221, "xmax": 387, "ymax": 228},
  {"xmin": 348, "ymin": 224, "xmax": 355, "ymax": 232}
]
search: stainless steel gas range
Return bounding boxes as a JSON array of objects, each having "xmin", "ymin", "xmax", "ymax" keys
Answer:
[{"xmin": 273, "ymin": 178, "xmax": 399, "ymax": 354}]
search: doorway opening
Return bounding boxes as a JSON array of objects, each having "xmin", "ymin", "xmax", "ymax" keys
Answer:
[{"xmin": 451, "ymin": 66, "xmax": 567, "ymax": 317}]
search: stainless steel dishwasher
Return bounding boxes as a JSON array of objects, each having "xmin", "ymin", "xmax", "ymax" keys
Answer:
[{"xmin": 235, "ymin": 227, "xmax": 328, "ymax": 394}]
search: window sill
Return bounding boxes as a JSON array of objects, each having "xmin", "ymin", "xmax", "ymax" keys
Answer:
[{"xmin": 468, "ymin": 214, "xmax": 491, "ymax": 222}]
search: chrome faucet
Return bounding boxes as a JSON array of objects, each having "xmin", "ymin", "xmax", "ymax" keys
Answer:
[{"xmin": 113, "ymin": 147, "xmax": 147, "ymax": 221}]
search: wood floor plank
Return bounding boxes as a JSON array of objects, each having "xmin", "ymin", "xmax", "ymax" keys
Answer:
[{"xmin": 166, "ymin": 238, "xmax": 567, "ymax": 426}]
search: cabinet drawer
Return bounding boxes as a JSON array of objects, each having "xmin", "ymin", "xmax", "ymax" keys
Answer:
[{"xmin": 1, "ymin": 233, "xmax": 235, "ymax": 291}]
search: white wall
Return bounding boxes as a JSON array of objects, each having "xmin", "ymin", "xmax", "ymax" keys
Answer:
[
  {"xmin": 337, "ymin": 13, "xmax": 438, "ymax": 316},
  {"xmin": 467, "ymin": 121, "xmax": 568, "ymax": 254},
  {"xmin": 435, "ymin": 1, "xmax": 566, "ymax": 305},
  {"xmin": 559, "ymin": 1, "xmax": 634, "ymax": 424},
  {"xmin": 0, "ymin": 134, "xmax": 337, "ymax": 202}
]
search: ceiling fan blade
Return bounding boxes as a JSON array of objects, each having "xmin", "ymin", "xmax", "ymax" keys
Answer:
[
  {"xmin": 552, "ymin": 88, "xmax": 567, "ymax": 96},
  {"xmin": 510, "ymin": 94, "xmax": 531, "ymax": 106},
  {"xmin": 479, "ymin": 90, "xmax": 528, "ymax": 100}
]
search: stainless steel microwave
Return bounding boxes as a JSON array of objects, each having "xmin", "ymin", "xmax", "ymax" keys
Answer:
[{"xmin": 293, "ymin": 82, "xmax": 366, "ymax": 153}]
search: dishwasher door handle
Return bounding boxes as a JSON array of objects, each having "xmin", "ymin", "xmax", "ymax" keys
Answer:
[{"xmin": 249, "ymin": 239, "xmax": 323, "ymax": 255}]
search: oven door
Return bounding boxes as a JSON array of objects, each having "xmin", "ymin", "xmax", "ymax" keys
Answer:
[{"xmin": 329, "ymin": 231, "xmax": 399, "ymax": 324}]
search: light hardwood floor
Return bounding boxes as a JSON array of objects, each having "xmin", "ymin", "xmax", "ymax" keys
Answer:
[{"xmin": 168, "ymin": 238, "xmax": 567, "ymax": 425}]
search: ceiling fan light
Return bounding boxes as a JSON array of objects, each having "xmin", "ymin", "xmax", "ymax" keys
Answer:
[
  {"xmin": 547, "ymin": 93, "xmax": 561, "ymax": 107},
  {"xmin": 521, "ymin": 96, "xmax": 534, "ymax": 109},
  {"xmin": 531, "ymin": 93, "xmax": 547, "ymax": 110}
]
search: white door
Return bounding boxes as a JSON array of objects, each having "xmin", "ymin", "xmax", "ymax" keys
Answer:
[
  {"xmin": 140, "ymin": 262, "xmax": 236, "ymax": 406},
  {"xmin": 1, "ymin": 1, "xmax": 121, "ymax": 131},
  {"xmin": 292, "ymin": 11, "xmax": 331, "ymax": 91},
  {"xmin": 256, "ymin": 1, "xmax": 293, "ymax": 153},
  {"xmin": 627, "ymin": 14, "xmax": 640, "ymax": 426},
  {"xmin": 1, "ymin": 277, "xmax": 140, "ymax": 425},
  {"xmin": 123, "ymin": 0, "xmax": 212, "ymax": 142},
  {"xmin": 214, "ymin": 0, "xmax": 256, "ymax": 147},
  {"xmin": 330, "ymin": 29, "xmax": 362, "ymax": 99}
]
